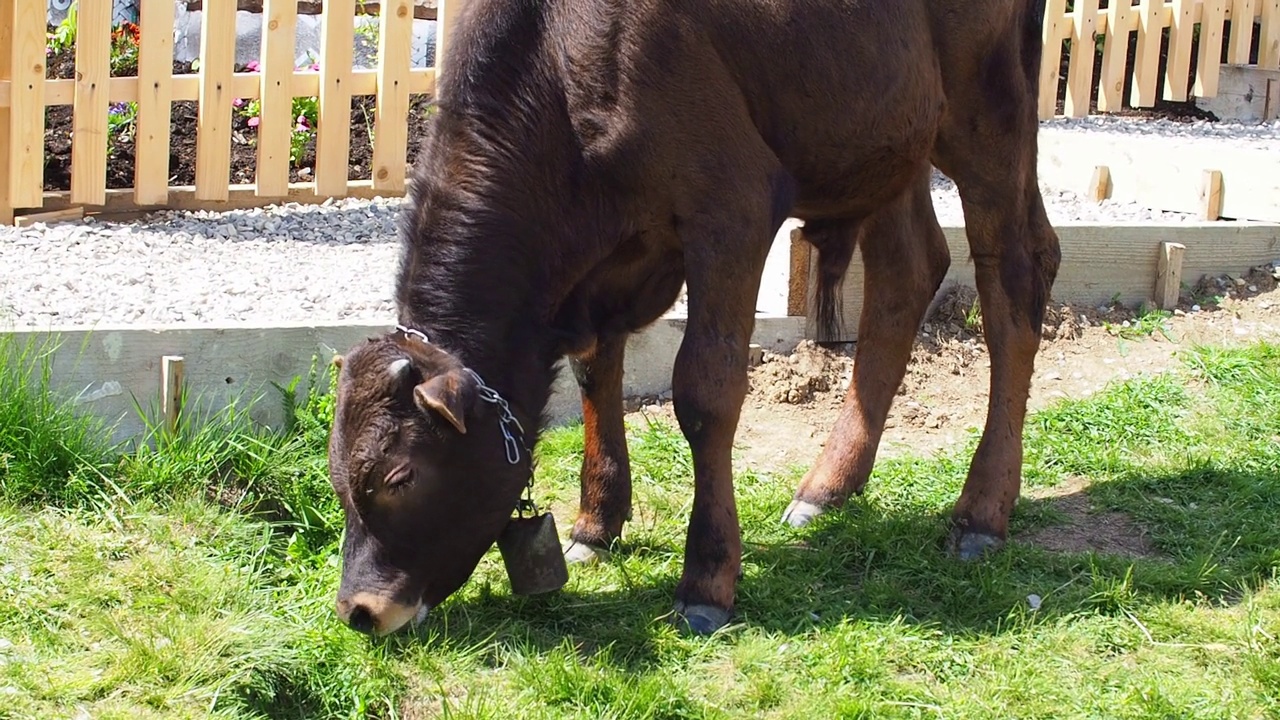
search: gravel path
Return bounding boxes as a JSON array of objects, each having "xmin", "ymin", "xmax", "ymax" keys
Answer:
[{"xmin": 0, "ymin": 120, "xmax": 1264, "ymax": 330}]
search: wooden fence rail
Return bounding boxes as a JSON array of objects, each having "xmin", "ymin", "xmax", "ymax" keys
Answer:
[
  {"xmin": 1039, "ymin": 0, "xmax": 1279, "ymax": 119},
  {"xmin": 2, "ymin": 0, "xmax": 1279, "ymax": 226}
]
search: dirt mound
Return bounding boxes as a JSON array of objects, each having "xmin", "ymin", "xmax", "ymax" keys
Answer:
[{"xmin": 749, "ymin": 340, "xmax": 852, "ymax": 405}]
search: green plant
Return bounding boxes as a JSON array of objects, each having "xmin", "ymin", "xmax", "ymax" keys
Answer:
[
  {"xmin": 46, "ymin": 3, "xmax": 78, "ymax": 57},
  {"xmin": 107, "ymin": 101, "xmax": 138, "ymax": 152},
  {"xmin": 235, "ymin": 61, "xmax": 322, "ymax": 168},
  {"xmin": 109, "ymin": 21, "xmax": 141, "ymax": 76}
]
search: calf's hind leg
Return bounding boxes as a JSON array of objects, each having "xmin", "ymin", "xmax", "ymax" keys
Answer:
[
  {"xmin": 565, "ymin": 333, "xmax": 633, "ymax": 563},
  {"xmin": 932, "ymin": 35, "xmax": 1062, "ymax": 559},
  {"xmin": 784, "ymin": 173, "xmax": 951, "ymax": 526}
]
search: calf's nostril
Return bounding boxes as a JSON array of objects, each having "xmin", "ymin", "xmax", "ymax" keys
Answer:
[{"xmin": 347, "ymin": 604, "xmax": 376, "ymax": 635}]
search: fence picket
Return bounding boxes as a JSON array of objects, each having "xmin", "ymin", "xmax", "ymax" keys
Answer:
[
  {"xmin": 70, "ymin": 0, "xmax": 112, "ymax": 206},
  {"xmin": 1194, "ymin": 0, "xmax": 1228, "ymax": 97},
  {"xmin": 256, "ymin": 0, "xmax": 299, "ymax": 197},
  {"xmin": 1162, "ymin": 0, "xmax": 1198, "ymax": 101},
  {"xmin": 194, "ymin": 0, "xmax": 237, "ymax": 202},
  {"xmin": 1262, "ymin": 0, "xmax": 1280, "ymax": 67},
  {"xmin": 316, "ymin": 0, "xmax": 355, "ymax": 197},
  {"xmin": 1228, "ymin": 0, "xmax": 1258, "ymax": 63},
  {"xmin": 373, "ymin": 0, "xmax": 415, "ymax": 192},
  {"xmin": 0, "ymin": 0, "xmax": 13, "ymax": 224},
  {"xmin": 1065, "ymin": 0, "xmax": 1100, "ymax": 117},
  {"xmin": 1097, "ymin": 0, "xmax": 1136, "ymax": 112},
  {"xmin": 1038, "ymin": 0, "xmax": 1070, "ymax": 120},
  {"xmin": 7, "ymin": 0, "xmax": 46, "ymax": 209},
  {"xmin": 135, "ymin": 0, "xmax": 175, "ymax": 205},
  {"xmin": 1131, "ymin": 0, "xmax": 1166, "ymax": 107},
  {"xmin": 436, "ymin": 0, "xmax": 463, "ymax": 78}
]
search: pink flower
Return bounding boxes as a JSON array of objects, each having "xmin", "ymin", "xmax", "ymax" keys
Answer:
[
  {"xmin": 232, "ymin": 97, "xmax": 244, "ymax": 108},
  {"xmin": 247, "ymin": 117, "xmax": 260, "ymax": 127},
  {"xmin": 309, "ymin": 63, "xmax": 320, "ymax": 72},
  {"xmin": 245, "ymin": 60, "xmax": 260, "ymax": 72}
]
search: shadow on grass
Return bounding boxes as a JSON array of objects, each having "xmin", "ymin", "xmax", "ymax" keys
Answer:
[{"xmin": 361, "ymin": 460, "xmax": 1278, "ymax": 673}]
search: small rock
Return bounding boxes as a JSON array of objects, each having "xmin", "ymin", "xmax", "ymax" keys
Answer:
[
  {"xmin": 1248, "ymin": 285, "xmax": 1258, "ymax": 293},
  {"xmin": 1192, "ymin": 304, "xmax": 1201, "ymax": 312},
  {"xmin": 1027, "ymin": 594, "xmax": 1042, "ymax": 611},
  {"xmin": 1043, "ymin": 370, "xmax": 1061, "ymax": 381},
  {"xmin": 1234, "ymin": 277, "xmax": 1247, "ymax": 287},
  {"xmin": 1173, "ymin": 309, "xmax": 1185, "ymax": 316}
]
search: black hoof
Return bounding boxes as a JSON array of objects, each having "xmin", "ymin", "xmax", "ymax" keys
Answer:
[{"xmin": 672, "ymin": 602, "xmax": 732, "ymax": 636}]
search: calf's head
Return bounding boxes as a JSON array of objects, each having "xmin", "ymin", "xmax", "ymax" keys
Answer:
[{"xmin": 327, "ymin": 330, "xmax": 530, "ymax": 636}]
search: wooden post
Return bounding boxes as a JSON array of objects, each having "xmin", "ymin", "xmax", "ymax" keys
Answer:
[
  {"xmin": 70, "ymin": 0, "xmax": 111, "ymax": 207},
  {"xmin": 8, "ymin": 0, "xmax": 46, "ymax": 209},
  {"xmin": 1193, "ymin": 0, "xmax": 1227, "ymax": 98},
  {"xmin": 0, "ymin": 0, "xmax": 14, "ymax": 225},
  {"xmin": 1064, "ymin": 0, "xmax": 1100, "ymax": 118},
  {"xmin": 1265, "ymin": 78, "xmax": 1280, "ymax": 121},
  {"xmin": 1154, "ymin": 242, "xmax": 1186, "ymax": 310},
  {"xmin": 1038, "ymin": 0, "xmax": 1070, "ymax": 120},
  {"xmin": 161, "ymin": 355, "xmax": 185, "ymax": 435},
  {"xmin": 372, "ymin": 0, "xmax": 415, "ymax": 193},
  {"xmin": 1088, "ymin": 165, "xmax": 1112, "ymax": 202},
  {"xmin": 256, "ymin": 0, "xmax": 299, "ymax": 197},
  {"xmin": 1200, "ymin": 170, "xmax": 1225, "ymax": 220},
  {"xmin": 194, "ymin": 0, "xmax": 237, "ymax": 201},
  {"xmin": 787, "ymin": 226, "xmax": 812, "ymax": 317},
  {"xmin": 135, "ymin": 0, "xmax": 176, "ymax": 206},
  {"xmin": 316, "ymin": 0, "xmax": 356, "ymax": 197},
  {"xmin": 1228, "ymin": 0, "xmax": 1258, "ymax": 65}
]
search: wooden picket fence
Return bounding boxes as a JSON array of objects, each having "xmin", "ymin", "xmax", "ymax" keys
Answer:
[
  {"xmin": 0, "ymin": 0, "xmax": 458, "ymax": 225},
  {"xmin": 2, "ymin": 0, "xmax": 1280, "ymax": 226},
  {"xmin": 1039, "ymin": 0, "xmax": 1280, "ymax": 118}
]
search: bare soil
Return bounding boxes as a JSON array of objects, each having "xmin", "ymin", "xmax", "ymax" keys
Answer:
[{"xmin": 623, "ymin": 262, "xmax": 1280, "ymax": 558}]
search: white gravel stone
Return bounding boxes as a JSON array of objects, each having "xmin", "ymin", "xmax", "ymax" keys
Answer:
[{"xmin": 4, "ymin": 119, "xmax": 1252, "ymax": 330}]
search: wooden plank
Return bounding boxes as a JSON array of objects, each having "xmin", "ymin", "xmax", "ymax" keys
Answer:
[
  {"xmin": 1194, "ymin": 0, "xmax": 1229, "ymax": 97},
  {"xmin": 1089, "ymin": 165, "xmax": 1112, "ymax": 201},
  {"xmin": 1065, "ymin": 0, "xmax": 1101, "ymax": 118},
  {"xmin": 1037, "ymin": 127, "xmax": 1280, "ymax": 222},
  {"xmin": 134, "ymin": 0, "xmax": 176, "ymax": 206},
  {"xmin": 0, "ymin": 317, "xmax": 805, "ymax": 449},
  {"xmin": 14, "ymin": 206, "xmax": 84, "ymax": 227},
  {"xmin": 69, "ymin": 0, "xmax": 112, "ymax": 206},
  {"xmin": 194, "ymin": 0, "xmax": 238, "ymax": 202},
  {"xmin": 1154, "ymin": 241, "xmax": 1187, "ymax": 310},
  {"xmin": 372, "ymin": 0, "xmax": 416, "ymax": 192},
  {"xmin": 1267, "ymin": 77, "xmax": 1280, "ymax": 119},
  {"xmin": 7, "ymin": 0, "xmax": 46, "ymax": 208},
  {"xmin": 315, "ymin": 0, "xmax": 356, "ymax": 197},
  {"xmin": 1262, "ymin": 0, "xmax": 1280, "ymax": 68},
  {"xmin": 1131, "ymin": 0, "xmax": 1167, "ymax": 107},
  {"xmin": 1039, "ymin": 0, "xmax": 1071, "ymax": 119},
  {"xmin": 161, "ymin": 355, "xmax": 186, "ymax": 436},
  {"xmin": 1098, "ymin": 0, "xmax": 1137, "ymax": 112},
  {"xmin": 256, "ymin": 0, "xmax": 300, "ymax": 197},
  {"xmin": 787, "ymin": 227, "xmax": 812, "ymax": 317},
  {"xmin": 1164, "ymin": 0, "xmax": 1197, "ymax": 101},
  {"xmin": 1201, "ymin": 169, "xmax": 1225, "ymax": 220},
  {"xmin": 1229, "ymin": 0, "xmax": 1258, "ymax": 64},
  {"xmin": 807, "ymin": 223, "xmax": 1280, "ymax": 342},
  {"xmin": 0, "ymin": 0, "xmax": 13, "ymax": 224}
]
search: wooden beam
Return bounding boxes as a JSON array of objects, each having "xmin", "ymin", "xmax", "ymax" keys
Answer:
[
  {"xmin": 315, "ymin": 0, "xmax": 356, "ymax": 197},
  {"xmin": 69, "ymin": 0, "xmax": 112, "ymax": 206},
  {"xmin": 14, "ymin": 206, "xmax": 84, "ymax": 227},
  {"xmin": 183, "ymin": 0, "xmax": 439, "ymax": 21},
  {"xmin": 0, "ymin": 0, "xmax": 14, "ymax": 225},
  {"xmin": 787, "ymin": 227, "xmax": 812, "ymax": 317},
  {"xmin": 194, "ymin": 0, "xmax": 237, "ymax": 202},
  {"xmin": 255, "ymin": 0, "xmax": 299, "ymax": 197},
  {"xmin": 7, "ymin": 0, "xmax": 46, "ymax": 208},
  {"xmin": 1154, "ymin": 241, "xmax": 1187, "ymax": 310},
  {"xmin": 134, "ymin": 0, "xmax": 176, "ymax": 206},
  {"xmin": 372, "ymin": 0, "xmax": 416, "ymax": 192},
  {"xmin": 806, "ymin": 223, "xmax": 1280, "ymax": 342},
  {"xmin": 1088, "ymin": 165, "xmax": 1112, "ymax": 202}
]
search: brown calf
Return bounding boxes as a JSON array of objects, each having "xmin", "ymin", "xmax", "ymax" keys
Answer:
[{"xmin": 326, "ymin": 0, "xmax": 1061, "ymax": 636}]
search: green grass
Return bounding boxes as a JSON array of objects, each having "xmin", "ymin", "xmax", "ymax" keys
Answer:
[{"xmin": 1, "ymin": 334, "xmax": 1279, "ymax": 719}]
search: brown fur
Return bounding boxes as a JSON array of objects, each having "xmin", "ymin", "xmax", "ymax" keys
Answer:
[{"xmin": 327, "ymin": 0, "xmax": 1061, "ymax": 635}]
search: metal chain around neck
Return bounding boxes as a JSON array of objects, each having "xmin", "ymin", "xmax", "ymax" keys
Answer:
[{"xmin": 394, "ymin": 324, "xmax": 532, "ymax": 468}]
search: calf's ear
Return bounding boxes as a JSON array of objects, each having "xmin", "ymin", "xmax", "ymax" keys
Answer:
[{"xmin": 412, "ymin": 369, "xmax": 477, "ymax": 435}]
